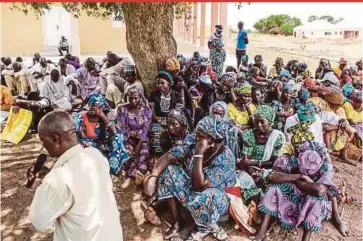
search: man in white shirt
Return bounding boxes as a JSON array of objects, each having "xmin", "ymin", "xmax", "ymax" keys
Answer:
[
  {"xmin": 29, "ymin": 111, "xmax": 123, "ymax": 241},
  {"xmin": 58, "ymin": 36, "xmax": 69, "ymax": 56}
]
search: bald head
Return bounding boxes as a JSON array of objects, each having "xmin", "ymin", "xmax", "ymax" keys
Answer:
[
  {"xmin": 38, "ymin": 111, "xmax": 78, "ymax": 157},
  {"xmin": 39, "ymin": 111, "xmax": 75, "ymax": 134}
]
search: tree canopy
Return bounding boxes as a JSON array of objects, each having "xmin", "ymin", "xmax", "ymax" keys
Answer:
[
  {"xmin": 308, "ymin": 15, "xmax": 344, "ymax": 24},
  {"xmin": 253, "ymin": 14, "xmax": 302, "ymax": 36},
  {"xmin": 9, "ymin": 2, "xmax": 192, "ymax": 20}
]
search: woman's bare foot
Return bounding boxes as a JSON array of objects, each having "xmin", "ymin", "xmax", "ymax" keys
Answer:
[
  {"xmin": 332, "ymin": 219, "xmax": 349, "ymax": 237},
  {"xmin": 164, "ymin": 222, "xmax": 181, "ymax": 239}
]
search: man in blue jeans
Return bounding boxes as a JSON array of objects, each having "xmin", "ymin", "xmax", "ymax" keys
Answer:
[{"xmin": 236, "ymin": 21, "xmax": 249, "ymax": 69}]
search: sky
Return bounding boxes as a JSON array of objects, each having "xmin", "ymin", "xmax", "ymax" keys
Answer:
[{"xmin": 224, "ymin": 3, "xmax": 363, "ymax": 30}]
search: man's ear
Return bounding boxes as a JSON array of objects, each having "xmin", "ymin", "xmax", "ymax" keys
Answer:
[{"xmin": 52, "ymin": 133, "xmax": 61, "ymax": 145}]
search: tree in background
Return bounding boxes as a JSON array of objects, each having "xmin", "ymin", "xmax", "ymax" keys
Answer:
[
  {"xmin": 308, "ymin": 15, "xmax": 344, "ymax": 24},
  {"xmin": 253, "ymin": 14, "xmax": 302, "ymax": 36},
  {"xmin": 9, "ymin": 3, "xmax": 192, "ymax": 92}
]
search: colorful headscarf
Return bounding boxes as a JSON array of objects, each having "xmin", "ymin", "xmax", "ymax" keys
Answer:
[
  {"xmin": 342, "ymin": 82, "xmax": 354, "ymax": 98},
  {"xmin": 88, "ymin": 93, "xmax": 111, "ymax": 111},
  {"xmin": 280, "ymin": 69, "xmax": 291, "ymax": 78},
  {"xmin": 287, "ymin": 120, "xmax": 315, "ymax": 148},
  {"xmin": 298, "ymin": 88, "xmax": 310, "ymax": 103},
  {"xmin": 126, "ymin": 86, "xmax": 148, "ymax": 107},
  {"xmin": 237, "ymin": 72, "xmax": 247, "ymax": 80},
  {"xmin": 168, "ymin": 108, "xmax": 190, "ymax": 133},
  {"xmin": 297, "ymin": 141, "xmax": 327, "ymax": 176},
  {"xmin": 299, "ymin": 62, "xmax": 308, "ymax": 71},
  {"xmin": 233, "ymin": 83, "xmax": 252, "ymax": 95},
  {"xmin": 283, "ymin": 82, "xmax": 296, "ymax": 92},
  {"xmin": 196, "ymin": 115, "xmax": 229, "ymax": 140},
  {"xmin": 219, "ymin": 73, "xmax": 236, "ymax": 87},
  {"xmin": 325, "ymin": 91, "xmax": 344, "ymax": 106},
  {"xmin": 209, "ymin": 101, "xmax": 229, "ymax": 121},
  {"xmin": 321, "ymin": 72, "xmax": 339, "ymax": 86},
  {"xmin": 270, "ymin": 80, "xmax": 283, "ymax": 90},
  {"xmin": 297, "ymin": 102, "xmax": 317, "ymax": 122},
  {"xmin": 198, "ymin": 75, "xmax": 212, "ymax": 85},
  {"xmin": 200, "ymin": 57, "xmax": 209, "ymax": 66},
  {"xmin": 165, "ymin": 58, "xmax": 180, "ymax": 72},
  {"xmin": 156, "ymin": 70, "xmax": 174, "ymax": 86},
  {"xmin": 241, "ymin": 55, "xmax": 249, "ymax": 62},
  {"xmin": 303, "ymin": 78, "xmax": 317, "ymax": 89},
  {"xmin": 254, "ymin": 105, "xmax": 275, "ymax": 124},
  {"xmin": 177, "ymin": 55, "xmax": 186, "ymax": 66},
  {"xmin": 350, "ymin": 89, "xmax": 362, "ymax": 103}
]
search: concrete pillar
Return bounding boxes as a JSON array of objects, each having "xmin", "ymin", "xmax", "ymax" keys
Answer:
[
  {"xmin": 219, "ymin": 3, "xmax": 228, "ymax": 41},
  {"xmin": 70, "ymin": 16, "xmax": 81, "ymax": 57},
  {"xmin": 192, "ymin": 3, "xmax": 198, "ymax": 45},
  {"xmin": 183, "ymin": 16, "xmax": 188, "ymax": 41},
  {"xmin": 200, "ymin": 2, "xmax": 206, "ymax": 47},
  {"xmin": 211, "ymin": 3, "xmax": 219, "ymax": 33}
]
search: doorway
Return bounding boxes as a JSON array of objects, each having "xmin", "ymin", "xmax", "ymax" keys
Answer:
[{"xmin": 42, "ymin": 7, "xmax": 71, "ymax": 47}]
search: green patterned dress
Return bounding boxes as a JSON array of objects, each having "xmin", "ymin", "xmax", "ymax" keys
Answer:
[{"xmin": 238, "ymin": 129, "xmax": 284, "ymax": 201}]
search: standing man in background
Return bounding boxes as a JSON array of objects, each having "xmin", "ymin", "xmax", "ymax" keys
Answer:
[{"xmin": 236, "ymin": 21, "xmax": 249, "ymax": 69}]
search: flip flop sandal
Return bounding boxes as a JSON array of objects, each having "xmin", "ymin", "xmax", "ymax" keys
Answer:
[
  {"xmin": 211, "ymin": 227, "xmax": 228, "ymax": 241},
  {"xmin": 140, "ymin": 198, "xmax": 162, "ymax": 226}
]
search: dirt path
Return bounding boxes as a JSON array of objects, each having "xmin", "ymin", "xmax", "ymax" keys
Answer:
[{"xmin": 1, "ymin": 133, "xmax": 362, "ymax": 241}]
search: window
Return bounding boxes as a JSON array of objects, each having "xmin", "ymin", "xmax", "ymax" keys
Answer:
[
  {"xmin": 302, "ymin": 32, "xmax": 304, "ymax": 34},
  {"xmin": 356, "ymin": 31, "xmax": 359, "ymax": 36},
  {"xmin": 325, "ymin": 32, "xmax": 331, "ymax": 36},
  {"xmin": 340, "ymin": 31, "xmax": 343, "ymax": 35},
  {"xmin": 311, "ymin": 32, "xmax": 314, "ymax": 35},
  {"xmin": 335, "ymin": 32, "xmax": 337, "ymax": 35}
]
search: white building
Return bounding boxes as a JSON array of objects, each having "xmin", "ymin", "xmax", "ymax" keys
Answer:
[{"xmin": 293, "ymin": 19, "xmax": 362, "ymax": 40}]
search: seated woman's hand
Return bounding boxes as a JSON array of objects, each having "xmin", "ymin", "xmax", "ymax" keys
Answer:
[{"xmin": 300, "ymin": 175, "xmax": 314, "ymax": 183}]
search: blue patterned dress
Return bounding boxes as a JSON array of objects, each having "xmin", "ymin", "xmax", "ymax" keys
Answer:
[
  {"xmin": 157, "ymin": 134, "xmax": 236, "ymax": 228},
  {"xmin": 73, "ymin": 112, "xmax": 130, "ymax": 175}
]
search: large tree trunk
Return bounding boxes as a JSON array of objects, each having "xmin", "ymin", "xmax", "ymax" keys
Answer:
[{"xmin": 122, "ymin": 3, "xmax": 177, "ymax": 94}]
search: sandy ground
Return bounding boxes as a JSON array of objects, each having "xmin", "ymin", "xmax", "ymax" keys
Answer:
[
  {"xmin": 1, "ymin": 134, "xmax": 362, "ymax": 241},
  {"xmin": 1, "ymin": 34, "xmax": 362, "ymax": 241}
]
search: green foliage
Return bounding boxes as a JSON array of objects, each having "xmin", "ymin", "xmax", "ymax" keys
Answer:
[
  {"xmin": 9, "ymin": 2, "xmax": 192, "ymax": 20},
  {"xmin": 253, "ymin": 14, "xmax": 301, "ymax": 36},
  {"xmin": 308, "ymin": 15, "xmax": 344, "ymax": 24}
]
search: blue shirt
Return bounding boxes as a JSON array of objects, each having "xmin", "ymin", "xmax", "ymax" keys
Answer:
[{"xmin": 236, "ymin": 29, "xmax": 248, "ymax": 50}]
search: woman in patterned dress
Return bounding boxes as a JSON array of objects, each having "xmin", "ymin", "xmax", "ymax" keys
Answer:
[
  {"xmin": 209, "ymin": 39, "xmax": 226, "ymax": 78},
  {"xmin": 159, "ymin": 108, "xmax": 192, "ymax": 154},
  {"xmin": 116, "ymin": 87, "xmax": 152, "ymax": 178},
  {"xmin": 149, "ymin": 71, "xmax": 183, "ymax": 155},
  {"xmin": 255, "ymin": 141, "xmax": 338, "ymax": 241},
  {"xmin": 73, "ymin": 93, "xmax": 130, "ymax": 175},
  {"xmin": 271, "ymin": 83, "xmax": 297, "ymax": 131},
  {"xmin": 143, "ymin": 116, "xmax": 236, "ymax": 241},
  {"xmin": 237, "ymin": 105, "xmax": 285, "ymax": 202}
]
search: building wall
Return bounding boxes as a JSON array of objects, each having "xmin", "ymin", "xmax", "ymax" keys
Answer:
[
  {"xmin": 1, "ymin": 3, "xmax": 44, "ymax": 55},
  {"xmin": 294, "ymin": 28, "xmax": 362, "ymax": 40},
  {"xmin": 78, "ymin": 15, "xmax": 128, "ymax": 54}
]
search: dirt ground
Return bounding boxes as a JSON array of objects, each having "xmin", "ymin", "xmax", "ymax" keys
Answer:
[
  {"xmin": 1, "ymin": 35, "xmax": 362, "ymax": 241},
  {"xmin": 224, "ymin": 33, "xmax": 362, "ymax": 68}
]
